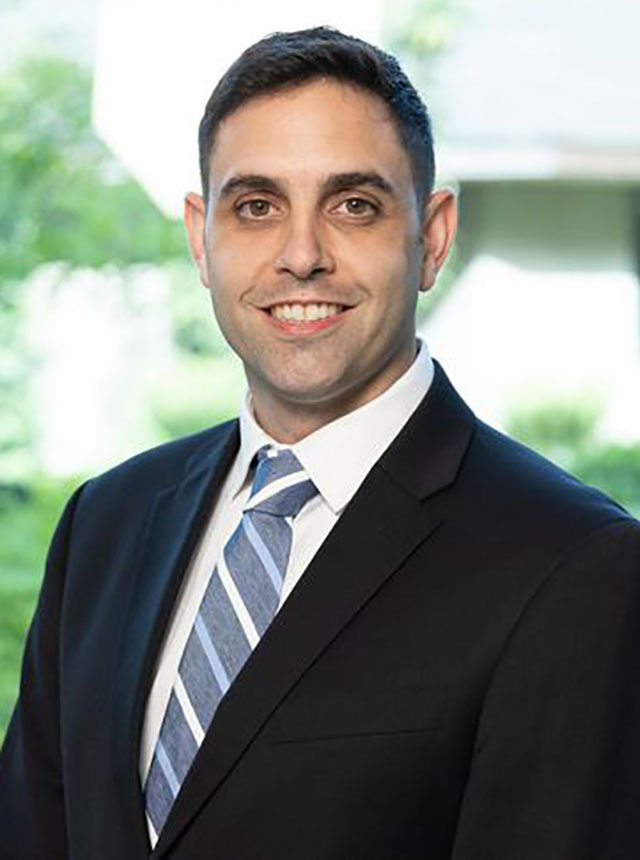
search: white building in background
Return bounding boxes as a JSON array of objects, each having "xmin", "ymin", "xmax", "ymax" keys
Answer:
[
  {"xmin": 422, "ymin": 183, "xmax": 640, "ymax": 440},
  {"xmin": 419, "ymin": 0, "xmax": 640, "ymax": 440},
  {"xmin": 424, "ymin": 254, "xmax": 640, "ymax": 441}
]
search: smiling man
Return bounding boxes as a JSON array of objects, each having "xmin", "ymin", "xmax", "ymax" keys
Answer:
[
  {"xmin": 185, "ymin": 77, "xmax": 453, "ymax": 440},
  {"xmin": 1, "ymin": 26, "xmax": 640, "ymax": 860}
]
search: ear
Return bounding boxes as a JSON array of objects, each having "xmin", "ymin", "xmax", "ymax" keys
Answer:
[
  {"xmin": 419, "ymin": 188, "xmax": 458, "ymax": 293},
  {"xmin": 184, "ymin": 191, "xmax": 211, "ymax": 288}
]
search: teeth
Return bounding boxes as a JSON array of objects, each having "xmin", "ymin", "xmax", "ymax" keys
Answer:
[{"xmin": 271, "ymin": 303, "xmax": 343, "ymax": 321}]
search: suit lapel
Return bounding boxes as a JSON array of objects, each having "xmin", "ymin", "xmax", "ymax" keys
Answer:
[
  {"xmin": 154, "ymin": 362, "xmax": 476, "ymax": 858},
  {"xmin": 110, "ymin": 421, "xmax": 240, "ymax": 855}
]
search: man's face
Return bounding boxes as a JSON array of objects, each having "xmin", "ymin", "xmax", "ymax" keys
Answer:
[{"xmin": 186, "ymin": 80, "xmax": 455, "ymax": 438}]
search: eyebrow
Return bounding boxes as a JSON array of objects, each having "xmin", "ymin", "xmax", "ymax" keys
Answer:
[
  {"xmin": 323, "ymin": 171, "xmax": 396, "ymax": 197},
  {"xmin": 217, "ymin": 171, "xmax": 397, "ymax": 200},
  {"xmin": 218, "ymin": 174, "xmax": 281, "ymax": 199}
]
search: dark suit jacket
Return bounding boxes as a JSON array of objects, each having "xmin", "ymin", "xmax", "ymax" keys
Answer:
[{"xmin": 1, "ymin": 363, "xmax": 640, "ymax": 859}]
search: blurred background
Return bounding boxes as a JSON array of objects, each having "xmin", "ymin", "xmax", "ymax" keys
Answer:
[{"xmin": 1, "ymin": 0, "xmax": 639, "ymax": 739}]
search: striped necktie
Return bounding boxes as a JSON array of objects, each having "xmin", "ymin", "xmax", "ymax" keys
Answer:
[{"xmin": 144, "ymin": 446, "xmax": 317, "ymax": 839}]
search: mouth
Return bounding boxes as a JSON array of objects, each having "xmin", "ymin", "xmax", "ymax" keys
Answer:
[
  {"xmin": 259, "ymin": 300, "xmax": 353, "ymax": 334},
  {"xmin": 265, "ymin": 301, "xmax": 349, "ymax": 322}
]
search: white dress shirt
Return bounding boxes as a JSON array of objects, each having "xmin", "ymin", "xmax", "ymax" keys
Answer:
[{"xmin": 140, "ymin": 340, "xmax": 434, "ymax": 790}]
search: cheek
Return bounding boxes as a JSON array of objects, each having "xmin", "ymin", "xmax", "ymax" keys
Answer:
[
  {"xmin": 354, "ymin": 223, "xmax": 419, "ymax": 277},
  {"xmin": 210, "ymin": 219, "xmax": 277, "ymax": 260},
  {"xmin": 361, "ymin": 249, "xmax": 421, "ymax": 307},
  {"xmin": 208, "ymin": 236, "xmax": 274, "ymax": 298},
  {"xmin": 206, "ymin": 253, "xmax": 247, "ymax": 310}
]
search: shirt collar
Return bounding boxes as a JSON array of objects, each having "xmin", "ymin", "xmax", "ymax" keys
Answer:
[{"xmin": 233, "ymin": 339, "xmax": 434, "ymax": 513}]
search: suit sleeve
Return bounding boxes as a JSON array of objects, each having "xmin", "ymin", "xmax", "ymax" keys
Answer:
[
  {"xmin": 0, "ymin": 484, "xmax": 86, "ymax": 860},
  {"xmin": 451, "ymin": 518, "xmax": 640, "ymax": 860}
]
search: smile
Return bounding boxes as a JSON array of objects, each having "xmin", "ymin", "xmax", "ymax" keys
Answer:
[
  {"xmin": 268, "ymin": 302, "xmax": 346, "ymax": 322},
  {"xmin": 260, "ymin": 300, "xmax": 352, "ymax": 334}
]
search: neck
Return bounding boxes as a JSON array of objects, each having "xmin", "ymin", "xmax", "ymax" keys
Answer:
[
  {"xmin": 251, "ymin": 398, "xmax": 356, "ymax": 445},
  {"xmin": 248, "ymin": 343, "xmax": 418, "ymax": 444}
]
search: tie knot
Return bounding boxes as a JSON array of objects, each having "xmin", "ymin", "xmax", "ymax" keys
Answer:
[{"xmin": 247, "ymin": 446, "xmax": 317, "ymax": 518}]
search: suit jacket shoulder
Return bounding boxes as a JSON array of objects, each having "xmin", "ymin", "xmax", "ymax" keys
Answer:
[
  {"xmin": 71, "ymin": 418, "xmax": 239, "ymax": 537},
  {"xmin": 460, "ymin": 416, "xmax": 634, "ymax": 564},
  {"xmin": 81, "ymin": 418, "xmax": 239, "ymax": 504}
]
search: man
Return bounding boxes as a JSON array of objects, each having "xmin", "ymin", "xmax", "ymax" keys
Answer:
[{"xmin": 1, "ymin": 25, "xmax": 639, "ymax": 859}]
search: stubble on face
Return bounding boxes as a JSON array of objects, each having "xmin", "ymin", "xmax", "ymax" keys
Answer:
[{"xmin": 196, "ymin": 80, "xmax": 430, "ymax": 442}]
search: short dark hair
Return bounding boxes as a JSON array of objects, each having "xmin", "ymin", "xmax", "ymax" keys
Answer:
[{"xmin": 198, "ymin": 26, "xmax": 435, "ymax": 207}]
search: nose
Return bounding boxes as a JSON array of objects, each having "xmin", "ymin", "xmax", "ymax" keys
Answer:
[{"xmin": 274, "ymin": 214, "xmax": 335, "ymax": 281}]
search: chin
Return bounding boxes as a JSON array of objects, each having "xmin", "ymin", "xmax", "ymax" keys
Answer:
[{"xmin": 267, "ymin": 372, "xmax": 348, "ymax": 405}]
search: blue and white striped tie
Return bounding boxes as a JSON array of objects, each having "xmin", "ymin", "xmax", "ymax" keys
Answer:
[{"xmin": 144, "ymin": 446, "xmax": 317, "ymax": 839}]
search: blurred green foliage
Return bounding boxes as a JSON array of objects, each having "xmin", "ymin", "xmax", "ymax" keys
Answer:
[
  {"xmin": 0, "ymin": 54, "xmax": 188, "ymax": 476},
  {"xmin": 0, "ymin": 52, "xmax": 191, "ymax": 739},
  {"xmin": 574, "ymin": 444, "xmax": 640, "ymax": 516},
  {"xmin": 386, "ymin": 0, "xmax": 467, "ymax": 60},
  {"xmin": 508, "ymin": 401, "xmax": 640, "ymax": 517},
  {"xmin": 508, "ymin": 400, "xmax": 600, "ymax": 467},
  {"xmin": 0, "ymin": 55, "xmax": 185, "ymax": 281},
  {"xmin": 0, "ymin": 477, "xmax": 80, "ymax": 738},
  {"xmin": 0, "ymin": 574, "xmax": 40, "ymax": 735}
]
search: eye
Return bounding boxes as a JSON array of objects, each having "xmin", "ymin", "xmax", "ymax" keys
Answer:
[
  {"xmin": 236, "ymin": 199, "xmax": 274, "ymax": 219},
  {"xmin": 336, "ymin": 197, "xmax": 379, "ymax": 217}
]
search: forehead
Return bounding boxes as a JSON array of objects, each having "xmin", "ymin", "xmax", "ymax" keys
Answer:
[{"xmin": 208, "ymin": 80, "xmax": 413, "ymax": 195}]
